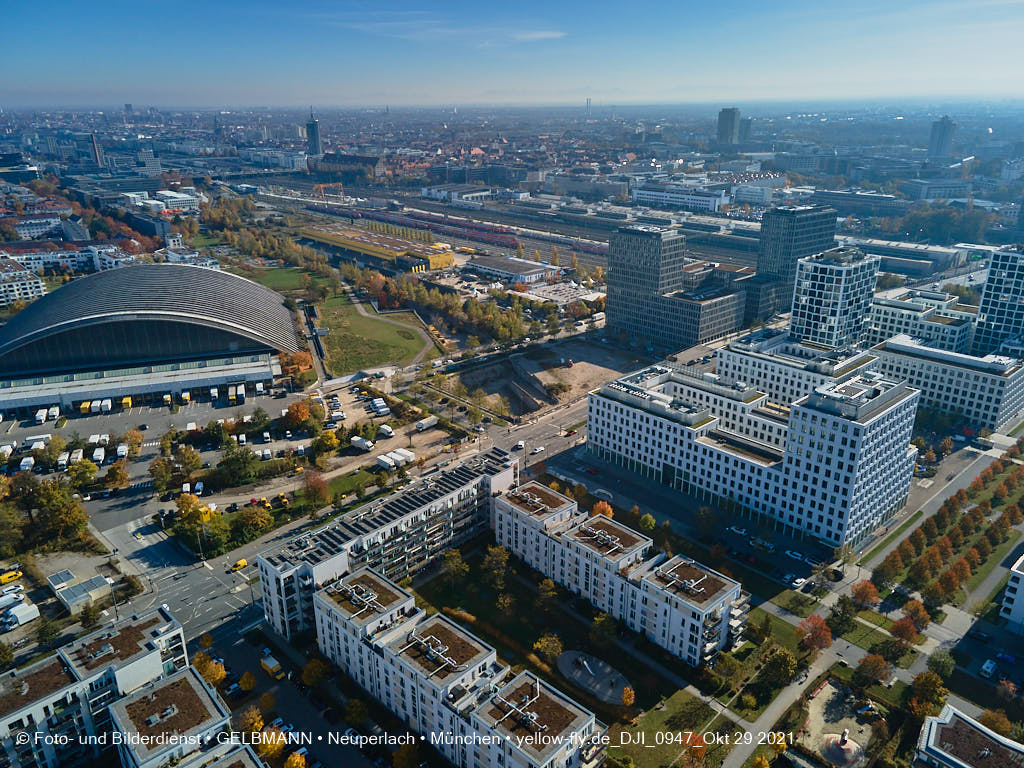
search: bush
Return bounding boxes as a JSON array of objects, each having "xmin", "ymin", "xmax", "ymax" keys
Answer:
[{"xmin": 740, "ymin": 692, "xmax": 757, "ymax": 710}]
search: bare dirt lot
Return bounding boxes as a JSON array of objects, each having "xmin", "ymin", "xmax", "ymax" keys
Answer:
[{"xmin": 449, "ymin": 338, "xmax": 651, "ymax": 418}]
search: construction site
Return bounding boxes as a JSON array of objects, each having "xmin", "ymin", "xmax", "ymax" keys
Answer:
[{"xmin": 441, "ymin": 338, "xmax": 650, "ymax": 419}]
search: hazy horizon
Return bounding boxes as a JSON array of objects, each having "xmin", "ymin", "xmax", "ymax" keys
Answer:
[{"xmin": 5, "ymin": 0, "xmax": 1024, "ymax": 108}]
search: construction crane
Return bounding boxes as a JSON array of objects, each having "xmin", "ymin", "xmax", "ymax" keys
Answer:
[{"xmin": 313, "ymin": 182, "xmax": 345, "ymax": 199}]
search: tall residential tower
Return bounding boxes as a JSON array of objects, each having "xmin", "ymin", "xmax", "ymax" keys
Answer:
[{"xmin": 790, "ymin": 246, "xmax": 879, "ymax": 349}]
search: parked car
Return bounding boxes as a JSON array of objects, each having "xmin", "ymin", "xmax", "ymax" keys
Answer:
[
  {"xmin": 727, "ymin": 526, "xmax": 748, "ymax": 537},
  {"xmin": 785, "ymin": 550, "xmax": 804, "ymax": 561}
]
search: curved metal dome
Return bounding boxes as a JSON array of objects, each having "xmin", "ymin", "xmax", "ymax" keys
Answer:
[{"xmin": 0, "ymin": 264, "xmax": 301, "ymax": 371}]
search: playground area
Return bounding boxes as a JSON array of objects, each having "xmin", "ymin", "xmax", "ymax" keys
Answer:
[
  {"xmin": 556, "ymin": 650, "xmax": 631, "ymax": 705},
  {"xmin": 799, "ymin": 679, "xmax": 881, "ymax": 768}
]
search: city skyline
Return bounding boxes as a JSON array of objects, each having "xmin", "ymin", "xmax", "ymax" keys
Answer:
[{"xmin": 4, "ymin": 0, "xmax": 1024, "ymax": 107}]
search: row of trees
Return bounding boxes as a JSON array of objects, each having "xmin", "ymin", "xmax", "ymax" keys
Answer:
[{"xmin": 872, "ymin": 452, "xmax": 1024, "ymax": 608}]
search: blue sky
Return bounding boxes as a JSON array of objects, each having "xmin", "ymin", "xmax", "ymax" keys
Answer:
[{"xmin": 3, "ymin": 0, "xmax": 1024, "ymax": 107}]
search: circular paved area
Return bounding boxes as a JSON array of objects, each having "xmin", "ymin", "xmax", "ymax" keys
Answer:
[{"xmin": 556, "ymin": 650, "xmax": 631, "ymax": 704}]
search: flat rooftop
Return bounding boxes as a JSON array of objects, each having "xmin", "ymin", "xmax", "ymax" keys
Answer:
[
  {"xmin": 567, "ymin": 516, "xmax": 648, "ymax": 559},
  {"xmin": 324, "ymin": 569, "xmax": 410, "ymax": 625},
  {"xmin": 920, "ymin": 705, "xmax": 1024, "ymax": 767},
  {"xmin": 0, "ymin": 658, "xmax": 77, "ymax": 718},
  {"xmin": 504, "ymin": 482, "xmax": 574, "ymax": 517},
  {"xmin": 478, "ymin": 672, "xmax": 591, "ymax": 762},
  {"xmin": 647, "ymin": 556, "xmax": 736, "ymax": 607},
  {"xmin": 262, "ymin": 449, "xmax": 513, "ymax": 569},
  {"xmin": 111, "ymin": 668, "xmax": 223, "ymax": 761},
  {"xmin": 392, "ymin": 615, "xmax": 492, "ymax": 683},
  {"xmin": 65, "ymin": 614, "xmax": 164, "ymax": 673}
]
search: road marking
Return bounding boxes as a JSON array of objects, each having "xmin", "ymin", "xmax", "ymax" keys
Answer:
[{"xmin": 203, "ymin": 561, "xmax": 213, "ymax": 570}]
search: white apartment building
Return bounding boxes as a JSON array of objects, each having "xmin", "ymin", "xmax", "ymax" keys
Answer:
[
  {"xmin": 631, "ymin": 184, "xmax": 730, "ymax": 212},
  {"xmin": 1, "ymin": 246, "xmax": 135, "ymax": 274},
  {"xmin": 314, "ymin": 569, "xmax": 598, "ymax": 768},
  {"xmin": 715, "ymin": 330, "xmax": 879, "ymax": 407},
  {"xmin": 587, "ymin": 365, "xmax": 919, "ymax": 548},
  {"xmin": 153, "ymin": 246, "xmax": 220, "ymax": 270},
  {"xmin": 873, "ymin": 335, "xmax": 1024, "ymax": 431},
  {"xmin": 259, "ymin": 449, "xmax": 518, "ymax": 640},
  {"xmin": 493, "ymin": 483, "xmax": 747, "ymax": 666},
  {"xmin": 0, "ymin": 259, "xmax": 45, "ymax": 306},
  {"xmin": 155, "ymin": 190, "xmax": 201, "ymax": 211},
  {"xmin": 790, "ymin": 246, "xmax": 879, "ymax": 349},
  {"xmin": 12, "ymin": 215, "xmax": 60, "ymax": 239},
  {"xmin": 1000, "ymin": 554, "xmax": 1024, "ymax": 634},
  {"xmin": 0, "ymin": 607, "xmax": 188, "ymax": 768},
  {"xmin": 108, "ymin": 667, "xmax": 232, "ymax": 768},
  {"xmin": 866, "ymin": 290, "xmax": 976, "ymax": 352},
  {"xmin": 916, "ymin": 704, "xmax": 1024, "ymax": 767}
]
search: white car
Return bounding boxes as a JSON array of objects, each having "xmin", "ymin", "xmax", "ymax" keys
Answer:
[
  {"xmin": 530, "ymin": 446, "xmax": 545, "ymax": 455},
  {"xmin": 514, "ymin": 441, "xmax": 525, "ymax": 450},
  {"xmin": 785, "ymin": 550, "xmax": 804, "ymax": 561},
  {"xmin": 0, "ymin": 585, "xmax": 23, "ymax": 597},
  {"xmin": 727, "ymin": 526, "xmax": 748, "ymax": 537}
]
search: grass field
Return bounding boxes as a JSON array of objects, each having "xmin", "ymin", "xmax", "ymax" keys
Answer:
[
  {"xmin": 607, "ymin": 690, "xmax": 723, "ymax": 768},
  {"xmin": 319, "ymin": 295, "xmax": 428, "ymax": 375},
  {"xmin": 190, "ymin": 232, "xmax": 225, "ymax": 248},
  {"xmin": 233, "ymin": 266, "xmax": 329, "ymax": 292}
]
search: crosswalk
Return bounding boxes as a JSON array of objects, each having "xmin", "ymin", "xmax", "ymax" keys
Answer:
[
  {"xmin": 129, "ymin": 479, "xmax": 154, "ymax": 490},
  {"xmin": 142, "ymin": 440, "xmax": 160, "ymax": 448}
]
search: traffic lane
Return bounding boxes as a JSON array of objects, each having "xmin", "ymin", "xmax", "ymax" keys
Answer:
[{"xmin": 215, "ymin": 636, "xmax": 374, "ymax": 768}]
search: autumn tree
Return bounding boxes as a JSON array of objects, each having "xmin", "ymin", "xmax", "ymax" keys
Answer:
[
  {"xmin": 593, "ymin": 500, "xmax": 613, "ymax": 518},
  {"xmin": 284, "ymin": 750, "xmax": 306, "ymax": 768},
  {"xmin": 855, "ymin": 654, "xmax": 892, "ymax": 685},
  {"xmin": 796, "ymin": 615, "xmax": 832, "ymax": 653},
  {"xmin": 481, "ymin": 545, "xmax": 510, "ymax": 590},
  {"xmin": 621, "ymin": 686, "xmax": 636, "ymax": 707},
  {"xmin": 535, "ymin": 578, "xmax": 558, "ymax": 614},
  {"xmin": 303, "ymin": 470, "xmax": 330, "ymax": 509},
  {"xmin": 533, "ymin": 632, "xmax": 563, "ymax": 664},
  {"xmin": 978, "ymin": 709, "xmax": 1013, "ymax": 736},
  {"xmin": 200, "ymin": 632, "xmax": 213, "ymax": 649},
  {"xmin": 902, "ymin": 599, "xmax": 931, "ymax": 631},
  {"xmin": 764, "ymin": 648, "xmax": 798, "ymax": 686},
  {"xmin": 910, "ymin": 671, "xmax": 948, "ymax": 714},
  {"xmin": 301, "ymin": 658, "xmax": 328, "ymax": 688},
  {"xmin": 345, "ymin": 699, "xmax": 368, "ymax": 725},
  {"xmin": 68, "ymin": 459, "xmax": 98, "ymax": 489},
  {"xmin": 238, "ymin": 705, "xmax": 263, "ymax": 734},
  {"xmin": 104, "ymin": 460, "xmax": 130, "ymax": 489},
  {"xmin": 926, "ymin": 651, "xmax": 955, "ymax": 679},
  {"xmin": 258, "ymin": 727, "xmax": 285, "ymax": 759},
  {"xmin": 193, "ymin": 651, "xmax": 226, "ymax": 686},
  {"xmin": 393, "ymin": 743, "xmax": 421, "ymax": 768},
  {"xmin": 239, "ymin": 670, "xmax": 256, "ymax": 691},
  {"xmin": 258, "ymin": 692, "xmax": 275, "ymax": 713},
  {"xmin": 496, "ymin": 592, "xmax": 515, "ymax": 617},
  {"xmin": 890, "ymin": 617, "xmax": 919, "ymax": 645},
  {"xmin": 852, "ymin": 580, "xmax": 880, "ymax": 608},
  {"xmin": 638, "ymin": 513, "xmax": 656, "ymax": 533},
  {"xmin": 443, "ymin": 548, "xmax": 469, "ymax": 588}
]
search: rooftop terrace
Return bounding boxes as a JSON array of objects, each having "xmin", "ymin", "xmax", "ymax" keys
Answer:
[
  {"xmin": 0, "ymin": 659, "xmax": 77, "ymax": 717},
  {"xmin": 393, "ymin": 616, "xmax": 491, "ymax": 683},
  {"xmin": 567, "ymin": 517, "xmax": 647, "ymax": 558},
  {"xmin": 647, "ymin": 556, "xmax": 735, "ymax": 607},
  {"xmin": 479, "ymin": 673, "xmax": 591, "ymax": 762}
]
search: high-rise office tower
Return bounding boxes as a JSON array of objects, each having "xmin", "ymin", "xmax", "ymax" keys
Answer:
[
  {"xmin": 89, "ymin": 133, "xmax": 104, "ymax": 168},
  {"xmin": 738, "ymin": 117, "xmax": 753, "ymax": 142},
  {"xmin": 124, "ymin": 103, "xmax": 133, "ymax": 115},
  {"xmin": 586, "ymin": 97, "xmax": 592, "ymax": 119},
  {"xmin": 717, "ymin": 107, "xmax": 740, "ymax": 145},
  {"xmin": 756, "ymin": 205, "xmax": 837, "ymax": 306},
  {"xmin": 606, "ymin": 226, "xmax": 687, "ymax": 340},
  {"xmin": 928, "ymin": 115, "xmax": 957, "ymax": 158},
  {"xmin": 307, "ymin": 108, "xmax": 322, "ymax": 156},
  {"xmin": 790, "ymin": 246, "xmax": 879, "ymax": 349},
  {"xmin": 973, "ymin": 246, "xmax": 1024, "ymax": 355}
]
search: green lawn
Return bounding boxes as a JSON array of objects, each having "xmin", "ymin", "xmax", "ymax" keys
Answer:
[
  {"xmin": 319, "ymin": 294, "xmax": 428, "ymax": 375},
  {"xmin": 964, "ymin": 529, "xmax": 1022, "ymax": 594},
  {"xmin": 768, "ymin": 590, "xmax": 818, "ymax": 618},
  {"xmin": 837, "ymin": 621, "xmax": 918, "ymax": 668},
  {"xmin": 830, "ymin": 663, "xmax": 908, "ymax": 710},
  {"xmin": 857, "ymin": 610, "xmax": 894, "ymax": 630},
  {"xmin": 748, "ymin": 607, "xmax": 799, "ymax": 653},
  {"xmin": 191, "ymin": 232, "xmax": 225, "ymax": 248},
  {"xmin": 859, "ymin": 510, "xmax": 923, "ymax": 565},
  {"xmin": 607, "ymin": 690, "xmax": 721, "ymax": 768},
  {"xmin": 235, "ymin": 266, "xmax": 328, "ymax": 292}
]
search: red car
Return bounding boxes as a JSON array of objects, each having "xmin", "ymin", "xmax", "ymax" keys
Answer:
[
  {"xmin": 586, "ymin": 467, "xmax": 598, "ymax": 475},
  {"xmin": 566, "ymin": 429, "xmax": 577, "ymax": 436}
]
